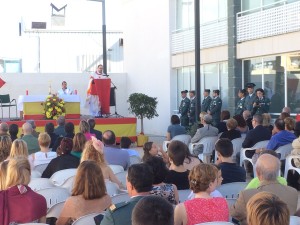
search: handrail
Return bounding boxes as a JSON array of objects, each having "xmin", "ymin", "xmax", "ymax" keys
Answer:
[{"xmin": 237, "ymin": 0, "xmax": 287, "ymax": 16}]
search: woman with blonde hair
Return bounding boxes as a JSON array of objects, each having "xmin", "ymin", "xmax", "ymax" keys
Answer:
[
  {"xmin": 0, "ymin": 160, "xmax": 8, "ymax": 190},
  {"xmin": 56, "ymin": 160, "xmax": 112, "ymax": 225},
  {"xmin": 0, "ymin": 156, "xmax": 47, "ymax": 224},
  {"xmin": 9, "ymin": 139, "xmax": 28, "ymax": 158},
  {"xmin": 262, "ymin": 113, "xmax": 273, "ymax": 133},
  {"xmin": 79, "ymin": 120, "xmax": 95, "ymax": 140},
  {"xmin": 81, "ymin": 137, "xmax": 124, "ymax": 189},
  {"xmin": 174, "ymin": 164, "xmax": 229, "ymax": 225},
  {"xmin": 0, "ymin": 135, "xmax": 12, "ymax": 162}
]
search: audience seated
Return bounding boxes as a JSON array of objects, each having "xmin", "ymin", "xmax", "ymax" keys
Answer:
[
  {"xmin": 45, "ymin": 122, "xmax": 59, "ymax": 149},
  {"xmin": 26, "ymin": 120, "xmax": 40, "ymax": 138},
  {"xmin": 166, "ymin": 115, "xmax": 186, "ymax": 141},
  {"xmin": 0, "ymin": 135, "xmax": 12, "ymax": 162},
  {"xmin": 79, "ymin": 120, "xmax": 96, "ymax": 141},
  {"xmin": 243, "ymin": 110, "xmax": 253, "ymax": 130},
  {"xmin": 266, "ymin": 118, "xmax": 296, "ymax": 150},
  {"xmin": 54, "ymin": 116, "xmax": 66, "ymax": 137},
  {"xmin": 0, "ymin": 122, "xmax": 9, "ymax": 136},
  {"xmin": 99, "ymin": 163, "xmax": 153, "ymax": 225},
  {"xmin": 0, "ymin": 156, "xmax": 47, "ymax": 224},
  {"xmin": 70, "ymin": 132, "xmax": 86, "ymax": 159},
  {"xmin": 103, "ymin": 130, "xmax": 130, "ymax": 170},
  {"xmin": 233, "ymin": 114, "xmax": 249, "ymax": 134},
  {"xmin": 219, "ymin": 118, "xmax": 241, "ymax": 140},
  {"xmin": 164, "ymin": 141, "xmax": 189, "ymax": 190},
  {"xmin": 88, "ymin": 118, "xmax": 103, "ymax": 140},
  {"xmin": 215, "ymin": 138, "xmax": 246, "ymax": 184},
  {"xmin": 120, "ymin": 136, "xmax": 139, "ymax": 157},
  {"xmin": 216, "ymin": 110, "xmax": 230, "ymax": 134},
  {"xmin": 284, "ymin": 117, "xmax": 295, "ymax": 133},
  {"xmin": 247, "ymin": 192, "xmax": 290, "ymax": 225},
  {"xmin": 230, "ymin": 154, "xmax": 298, "ymax": 225},
  {"xmin": 262, "ymin": 113, "xmax": 273, "ymax": 133},
  {"xmin": 21, "ymin": 122, "xmax": 40, "ymax": 154},
  {"xmin": 52, "ymin": 122, "xmax": 75, "ymax": 152},
  {"xmin": 142, "ymin": 142, "xmax": 168, "ymax": 164},
  {"xmin": 174, "ymin": 164, "xmax": 229, "ymax": 225},
  {"xmin": 132, "ymin": 195, "xmax": 174, "ymax": 225},
  {"xmin": 8, "ymin": 124, "xmax": 19, "ymax": 141},
  {"xmin": 81, "ymin": 138, "xmax": 123, "ymax": 189},
  {"xmin": 183, "ymin": 143, "xmax": 201, "ymax": 171},
  {"xmin": 56, "ymin": 160, "xmax": 112, "ymax": 225},
  {"xmin": 42, "ymin": 137, "xmax": 79, "ymax": 178},
  {"xmin": 145, "ymin": 156, "xmax": 179, "ymax": 204},
  {"xmin": 9, "ymin": 139, "xmax": 29, "ymax": 158},
  {"xmin": 191, "ymin": 114, "xmax": 218, "ymax": 143},
  {"xmin": 282, "ymin": 106, "xmax": 291, "ymax": 115},
  {"xmin": 0, "ymin": 160, "xmax": 8, "ymax": 190},
  {"xmin": 28, "ymin": 132, "xmax": 57, "ymax": 168},
  {"xmin": 279, "ymin": 112, "xmax": 290, "ymax": 120}
]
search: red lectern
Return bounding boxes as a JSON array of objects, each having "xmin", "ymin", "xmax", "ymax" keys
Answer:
[{"xmin": 93, "ymin": 78, "xmax": 111, "ymax": 114}]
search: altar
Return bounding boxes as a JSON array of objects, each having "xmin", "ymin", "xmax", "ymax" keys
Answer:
[{"xmin": 18, "ymin": 95, "xmax": 81, "ymax": 120}]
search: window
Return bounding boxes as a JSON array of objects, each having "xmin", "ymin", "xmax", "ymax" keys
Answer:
[
  {"xmin": 176, "ymin": 0, "xmax": 194, "ymax": 30},
  {"xmin": 0, "ymin": 59, "xmax": 22, "ymax": 73},
  {"xmin": 200, "ymin": 0, "xmax": 227, "ymax": 24}
]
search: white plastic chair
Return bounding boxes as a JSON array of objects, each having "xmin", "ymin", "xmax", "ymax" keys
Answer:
[
  {"xmin": 105, "ymin": 181, "xmax": 120, "ymax": 197},
  {"xmin": 50, "ymin": 168, "xmax": 77, "ymax": 186},
  {"xmin": 189, "ymin": 136, "xmax": 218, "ymax": 163},
  {"xmin": 231, "ymin": 137, "xmax": 245, "ymax": 162},
  {"xmin": 28, "ymin": 178, "xmax": 55, "ymax": 191},
  {"xmin": 284, "ymin": 155, "xmax": 300, "ymax": 179},
  {"xmin": 129, "ymin": 155, "xmax": 141, "ymax": 165},
  {"xmin": 31, "ymin": 170, "xmax": 42, "ymax": 179},
  {"xmin": 275, "ymin": 143, "xmax": 292, "ymax": 160},
  {"xmin": 178, "ymin": 189, "xmax": 191, "ymax": 203},
  {"xmin": 109, "ymin": 164, "xmax": 124, "ymax": 174},
  {"xmin": 34, "ymin": 163, "xmax": 49, "ymax": 174},
  {"xmin": 217, "ymin": 182, "xmax": 248, "ymax": 199},
  {"xmin": 195, "ymin": 222, "xmax": 234, "ymax": 225},
  {"xmin": 240, "ymin": 140, "xmax": 269, "ymax": 167},
  {"xmin": 36, "ymin": 187, "xmax": 70, "ymax": 209},
  {"xmin": 163, "ymin": 134, "xmax": 191, "ymax": 152},
  {"xmin": 61, "ymin": 176, "xmax": 75, "ymax": 194},
  {"xmin": 72, "ymin": 212, "xmax": 101, "ymax": 225},
  {"xmin": 47, "ymin": 201, "xmax": 65, "ymax": 219},
  {"xmin": 111, "ymin": 192, "xmax": 130, "ymax": 204},
  {"xmin": 115, "ymin": 171, "xmax": 127, "ymax": 188},
  {"xmin": 290, "ymin": 215, "xmax": 300, "ymax": 225}
]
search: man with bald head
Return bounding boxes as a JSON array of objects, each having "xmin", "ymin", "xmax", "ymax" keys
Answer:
[
  {"xmin": 21, "ymin": 122, "xmax": 40, "ymax": 154},
  {"xmin": 230, "ymin": 154, "xmax": 298, "ymax": 225}
]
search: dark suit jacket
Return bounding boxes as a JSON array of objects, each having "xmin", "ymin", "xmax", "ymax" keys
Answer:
[
  {"xmin": 91, "ymin": 128, "xmax": 102, "ymax": 140},
  {"xmin": 219, "ymin": 129, "xmax": 241, "ymax": 141},
  {"xmin": 242, "ymin": 125, "xmax": 271, "ymax": 148}
]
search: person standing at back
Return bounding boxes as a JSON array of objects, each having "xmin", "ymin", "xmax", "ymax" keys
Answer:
[
  {"xmin": 179, "ymin": 90, "xmax": 190, "ymax": 128},
  {"xmin": 208, "ymin": 90, "xmax": 222, "ymax": 127},
  {"xmin": 252, "ymin": 88, "xmax": 271, "ymax": 115},
  {"xmin": 188, "ymin": 90, "xmax": 196, "ymax": 125},
  {"xmin": 245, "ymin": 83, "xmax": 256, "ymax": 112},
  {"xmin": 235, "ymin": 89, "xmax": 247, "ymax": 116},
  {"xmin": 201, "ymin": 89, "xmax": 211, "ymax": 113}
]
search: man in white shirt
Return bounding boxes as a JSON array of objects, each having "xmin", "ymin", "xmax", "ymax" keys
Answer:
[{"xmin": 57, "ymin": 81, "xmax": 72, "ymax": 95}]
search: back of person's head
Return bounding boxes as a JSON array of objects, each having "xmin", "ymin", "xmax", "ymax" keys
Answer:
[
  {"xmin": 279, "ymin": 112, "xmax": 290, "ymax": 120},
  {"xmin": 274, "ymin": 118, "xmax": 285, "ymax": 131},
  {"xmin": 64, "ymin": 122, "xmax": 75, "ymax": 135},
  {"xmin": 10, "ymin": 139, "xmax": 28, "ymax": 158},
  {"xmin": 243, "ymin": 110, "xmax": 251, "ymax": 119},
  {"xmin": 102, "ymin": 130, "xmax": 116, "ymax": 145},
  {"xmin": 284, "ymin": 117, "xmax": 295, "ymax": 131},
  {"xmin": 215, "ymin": 138, "xmax": 233, "ymax": 158},
  {"xmin": 0, "ymin": 160, "xmax": 8, "ymax": 190},
  {"xmin": 26, "ymin": 120, "xmax": 36, "ymax": 129},
  {"xmin": 221, "ymin": 110, "xmax": 230, "ymax": 121},
  {"xmin": 72, "ymin": 160, "xmax": 106, "ymax": 200},
  {"xmin": 203, "ymin": 114, "xmax": 213, "ymax": 125},
  {"xmin": 81, "ymin": 140, "xmax": 106, "ymax": 165},
  {"xmin": 120, "ymin": 137, "xmax": 132, "ymax": 149},
  {"xmin": 142, "ymin": 142, "xmax": 154, "ymax": 161},
  {"xmin": 167, "ymin": 140, "xmax": 186, "ymax": 166},
  {"xmin": 189, "ymin": 163, "xmax": 217, "ymax": 193},
  {"xmin": 247, "ymin": 192, "xmax": 289, "ymax": 225},
  {"xmin": 295, "ymin": 121, "xmax": 300, "ymax": 137},
  {"xmin": 127, "ymin": 163, "xmax": 153, "ymax": 193},
  {"xmin": 38, "ymin": 132, "xmax": 51, "ymax": 148},
  {"xmin": 145, "ymin": 156, "xmax": 168, "ymax": 184},
  {"xmin": 170, "ymin": 115, "xmax": 180, "ymax": 125},
  {"xmin": 45, "ymin": 122, "xmax": 55, "ymax": 134},
  {"xmin": 282, "ymin": 106, "xmax": 291, "ymax": 114},
  {"xmin": 57, "ymin": 116, "xmax": 65, "ymax": 126},
  {"xmin": 261, "ymin": 113, "xmax": 271, "ymax": 126},
  {"xmin": 0, "ymin": 135, "xmax": 12, "ymax": 162},
  {"xmin": 79, "ymin": 120, "xmax": 90, "ymax": 133},
  {"xmin": 256, "ymin": 154, "xmax": 280, "ymax": 181},
  {"xmin": 253, "ymin": 114, "xmax": 263, "ymax": 125},
  {"xmin": 9, "ymin": 124, "xmax": 19, "ymax": 137},
  {"xmin": 73, "ymin": 132, "xmax": 87, "ymax": 152},
  {"xmin": 226, "ymin": 118, "xmax": 238, "ymax": 130},
  {"xmin": 5, "ymin": 156, "xmax": 31, "ymax": 189},
  {"xmin": 199, "ymin": 112, "xmax": 207, "ymax": 121},
  {"xmin": 22, "ymin": 122, "xmax": 33, "ymax": 135},
  {"xmin": 233, "ymin": 114, "xmax": 247, "ymax": 128},
  {"xmin": 0, "ymin": 122, "xmax": 9, "ymax": 134},
  {"xmin": 57, "ymin": 137, "xmax": 73, "ymax": 155},
  {"xmin": 87, "ymin": 118, "xmax": 96, "ymax": 129},
  {"xmin": 132, "ymin": 195, "xmax": 174, "ymax": 225}
]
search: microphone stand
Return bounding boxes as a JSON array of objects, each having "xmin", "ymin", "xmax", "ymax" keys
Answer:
[{"xmin": 105, "ymin": 74, "xmax": 123, "ymax": 118}]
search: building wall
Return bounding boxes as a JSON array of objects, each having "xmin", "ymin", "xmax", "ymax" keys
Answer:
[{"xmin": 122, "ymin": 0, "xmax": 171, "ymax": 135}]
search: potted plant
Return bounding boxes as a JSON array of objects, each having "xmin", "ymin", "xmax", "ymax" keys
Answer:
[{"xmin": 128, "ymin": 93, "xmax": 159, "ymax": 146}]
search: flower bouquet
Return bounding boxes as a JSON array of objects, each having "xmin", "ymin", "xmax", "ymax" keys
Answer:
[{"xmin": 43, "ymin": 95, "xmax": 66, "ymax": 119}]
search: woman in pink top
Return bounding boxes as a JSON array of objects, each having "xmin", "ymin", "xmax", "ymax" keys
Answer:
[
  {"xmin": 174, "ymin": 164, "xmax": 229, "ymax": 225},
  {"xmin": 79, "ymin": 120, "xmax": 96, "ymax": 141}
]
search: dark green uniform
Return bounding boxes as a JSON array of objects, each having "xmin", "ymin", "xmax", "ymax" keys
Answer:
[
  {"xmin": 100, "ymin": 196, "xmax": 144, "ymax": 225},
  {"xmin": 252, "ymin": 97, "xmax": 271, "ymax": 115},
  {"xmin": 235, "ymin": 97, "xmax": 246, "ymax": 115},
  {"xmin": 201, "ymin": 96, "xmax": 212, "ymax": 112},
  {"xmin": 179, "ymin": 97, "xmax": 190, "ymax": 128},
  {"xmin": 245, "ymin": 93, "xmax": 256, "ymax": 111},
  {"xmin": 209, "ymin": 96, "xmax": 222, "ymax": 126},
  {"xmin": 189, "ymin": 97, "xmax": 196, "ymax": 125}
]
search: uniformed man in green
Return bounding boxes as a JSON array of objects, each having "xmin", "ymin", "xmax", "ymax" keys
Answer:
[
  {"xmin": 235, "ymin": 88, "xmax": 247, "ymax": 115},
  {"xmin": 99, "ymin": 163, "xmax": 153, "ymax": 225},
  {"xmin": 189, "ymin": 90, "xmax": 196, "ymax": 125},
  {"xmin": 179, "ymin": 90, "xmax": 190, "ymax": 128},
  {"xmin": 252, "ymin": 88, "xmax": 271, "ymax": 115},
  {"xmin": 201, "ymin": 89, "xmax": 212, "ymax": 112},
  {"xmin": 245, "ymin": 83, "xmax": 257, "ymax": 111},
  {"xmin": 208, "ymin": 90, "xmax": 222, "ymax": 127}
]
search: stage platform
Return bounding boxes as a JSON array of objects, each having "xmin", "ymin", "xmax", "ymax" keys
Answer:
[{"xmin": 6, "ymin": 117, "xmax": 137, "ymax": 143}]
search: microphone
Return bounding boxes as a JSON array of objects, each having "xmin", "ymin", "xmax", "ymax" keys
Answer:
[{"xmin": 102, "ymin": 74, "xmax": 109, "ymax": 77}]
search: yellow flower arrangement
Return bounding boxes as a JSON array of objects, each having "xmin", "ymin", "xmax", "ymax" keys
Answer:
[{"xmin": 43, "ymin": 95, "xmax": 66, "ymax": 119}]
